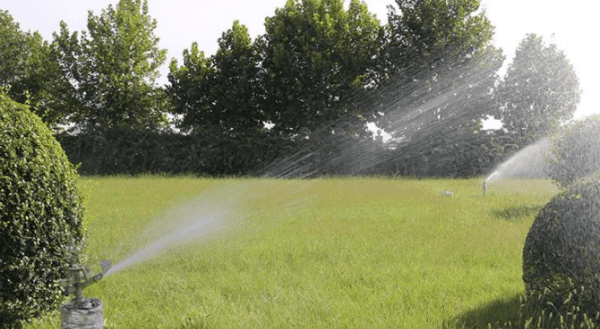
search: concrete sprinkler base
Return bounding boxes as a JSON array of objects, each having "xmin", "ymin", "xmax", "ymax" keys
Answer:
[{"xmin": 60, "ymin": 298, "xmax": 103, "ymax": 329}]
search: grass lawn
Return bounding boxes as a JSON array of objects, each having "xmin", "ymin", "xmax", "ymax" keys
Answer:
[{"xmin": 26, "ymin": 176, "xmax": 561, "ymax": 328}]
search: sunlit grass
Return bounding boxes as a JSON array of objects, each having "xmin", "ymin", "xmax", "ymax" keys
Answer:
[{"xmin": 26, "ymin": 176, "xmax": 574, "ymax": 328}]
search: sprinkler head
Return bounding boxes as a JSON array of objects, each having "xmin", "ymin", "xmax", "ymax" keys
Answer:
[
  {"xmin": 60, "ymin": 259, "xmax": 112, "ymax": 308},
  {"xmin": 483, "ymin": 181, "xmax": 488, "ymax": 196}
]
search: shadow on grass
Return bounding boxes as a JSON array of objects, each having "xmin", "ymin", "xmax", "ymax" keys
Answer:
[
  {"xmin": 492, "ymin": 205, "xmax": 542, "ymax": 222},
  {"xmin": 444, "ymin": 293, "xmax": 600, "ymax": 329},
  {"xmin": 443, "ymin": 294, "xmax": 525, "ymax": 329}
]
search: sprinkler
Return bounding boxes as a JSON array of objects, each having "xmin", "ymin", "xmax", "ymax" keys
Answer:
[
  {"xmin": 59, "ymin": 252, "xmax": 111, "ymax": 329},
  {"xmin": 483, "ymin": 181, "xmax": 487, "ymax": 196}
]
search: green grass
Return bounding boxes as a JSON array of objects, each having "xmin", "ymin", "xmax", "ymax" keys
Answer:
[{"xmin": 25, "ymin": 176, "xmax": 568, "ymax": 328}]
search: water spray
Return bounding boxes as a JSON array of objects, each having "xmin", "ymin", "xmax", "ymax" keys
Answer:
[{"xmin": 59, "ymin": 248, "xmax": 111, "ymax": 329}]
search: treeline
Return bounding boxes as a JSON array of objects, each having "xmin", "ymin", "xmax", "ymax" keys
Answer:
[
  {"xmin": 56, "ymin": 128, "xmax": 293, "ymax": 176},
  {"xmin": 0, "ymin": 0, "xmax": 582, "ymax": 177},
  {"xmin": 55, "ymin": 125, "xmax": 517, "ymax": 178}
]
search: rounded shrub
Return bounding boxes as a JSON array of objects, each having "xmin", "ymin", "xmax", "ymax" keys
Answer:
[
  {"xmin": 523, "ymin": 174, "xmax": 600, "ymax": 317},
  {"xmin": 0, "ymin": 93, "xmax": 86, "ymax": 328},
  {"xmin": 547, "ymin": 115, "xmax": 600, "ymax": 188}
]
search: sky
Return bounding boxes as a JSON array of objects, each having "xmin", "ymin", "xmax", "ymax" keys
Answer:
[{"xmin": 3, "ymin": 0, "xmax": 600, "ymax": 122}]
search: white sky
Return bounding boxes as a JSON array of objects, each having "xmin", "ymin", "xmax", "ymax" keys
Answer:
[{"xmin": 3, "ymin": 0, "xmax": 599, "ymax": 120}]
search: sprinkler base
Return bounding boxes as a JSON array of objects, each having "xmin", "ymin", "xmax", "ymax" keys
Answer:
[{"xmin": 60, "ymin": 298, "xmax": 103, "ymax": 329}]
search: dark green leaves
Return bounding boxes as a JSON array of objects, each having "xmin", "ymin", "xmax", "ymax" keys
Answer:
[
  {"xmin": 168, "ymin": 21, "xmax": 264, "ymax": 137},
  {"xmin": 547, "ymin": 116, "xmax": 600, "ymax": 188},
  {"xmin": 0, "ymin": 91, "xmax": 85, "ymax": 327},
  {"xmin": 261, "ymin": 0, "xmax": 383, "ymax": 137},
  {"xmin": 496, "ymin": 34, "xmax": 581, "ymax": 145},
  {"xmin": 523, "ymin": 179, "xmax": 600, "ymax": 317},
  {"xmin": 0, "ymin": 10, "xmax": 69, "ymax": 127},
  {"xmin": 52, "ymin": 0, "xmax": 168, "ymax": 131}
]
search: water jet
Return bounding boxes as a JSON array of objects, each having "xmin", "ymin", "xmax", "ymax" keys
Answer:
[
  {"xmin": 485, "ymin": 137, "xmax": 552, "ymax": 185},
  {"xmin": 103, "ymin": 180, "xmax": 314, "ymax": 278}
]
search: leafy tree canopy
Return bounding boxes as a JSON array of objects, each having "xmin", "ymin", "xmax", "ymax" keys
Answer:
[
  {"xmin": 496, "ymin": 33, "xmax": 581, "ymax": 145},
  {"xmin": 385, "ymin": 0, "xmax": 493, "ymax": 69},
  {"xmin": 168, "ymin": 21, "xmax": 265, "ymax": 137},
  {"xmin": 0, "ymin": 10, "xmax": 28, "ymax": 90},
  {"xmin": 0, "ymin": 10, "xmax": 68, "ymax": 127},
  {"xmin": 377, "ymin": 0, "xmax": 498, "ymax": 129},
  {"xmin": 260, "ymin": 0, "xmax": 384, "ymax": 138},
  {"xmin": 369, "ymin": 0, "xmax": 502, "ymax": 162},
  {"xmin": 53, "ymin": 0, "xmax": 168, "ymax": 131}
]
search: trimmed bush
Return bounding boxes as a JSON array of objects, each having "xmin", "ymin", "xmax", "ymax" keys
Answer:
[
  {"xmin": 0, "ymin": 92, "xmax": 86, "ymax": 328},
  {"xmin": 547, "ymin": 115, "xmax": 600, "ymax": 188},
  {"xmin": 523, "ymin": 174, "xmax": 600, "ymax": 317},
  {"xmin": 56, "ymin": 127, "xmax": 297, "ymax": 176}
]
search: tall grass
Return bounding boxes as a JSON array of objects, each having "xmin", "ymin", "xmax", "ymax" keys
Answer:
[{"xmin": 26, "ymin": 176, "xmax": 568, "ymax": 328}]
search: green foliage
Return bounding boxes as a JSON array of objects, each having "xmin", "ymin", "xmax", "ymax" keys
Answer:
[
  {"xmin": 379, "ymin": 0, "xmax": 500, "ymax": 129},
  {"xmin": 55, "ymin": 126, "xmax": 498, "ymax": 178},
  {"xmin": 52, "ymin": 0, "xmax": 168, "ymax": 130},
  {"xmin": 167, "ymin": 0, "xmax": 386, "ymax": 176},
  {"xmin": 385, "ymin": 0, "xmax": 495, "ymax": 70},
  {"xmin": 57, "ymin": 127, "xmax": 296, "ymax": 176},
  {"xmin": 0, "ymin": 92, "xmax": 85, "ymax": 328},
  {"xmin": 168, "ymin": 21, "xmax": 264, "ymax": 136},
  {"xmin": 0, "ymin": 10, "xmax": 69, "ymax": 127},
  {"xmin": 260, "ymin": 0, "xmax": 383, "ymax": 137},
  {"xmin": 167, "ymin": 43, "xmax": 213, "ymax": 132},
  {"xmin": 496, "ymin": 34, "xmax": 581, "ymax": 146},
  {"xmin": 166, "ymin": 0, "xmax": 507, "ymax": 178},
  {"xmin": 372, "ymin": 0, "xmax": 503, "ymax": 177},
  {"xmin": 0, "ymin": 10, "xmax": 28, "ymax": 90},
  {"xmin": 372, "ymin": 128, "xmax": 499, "ymax": 178},
  {"xmin": 523, "ymin": 176, "xmax": 600, "ymax": 319},
  {"xmin": 547, "ymin": 116, "xmax": 600, "ymax": 188}
]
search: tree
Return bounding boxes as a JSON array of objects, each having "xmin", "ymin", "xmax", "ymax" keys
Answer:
[
  {"xmin": 168, "ymin": 21, "xmax": 264, "ymax": 137},
  {"xmin": 167, "ymin": 43, "xmax": 214, "ymax": 132},
  {"xmin": 0, "ymin": 10, "xmax": 69, "ymax": 127},
  {"xmin": 210, "ymin": 21, "xmax": 265, "ymax": 137},
  {"xmin": 259, "ymin": 0, "xmax": 384, "ymax": 138},
  {"xmin": 375, "ymin": 0, "xmax": 499, "ymax": 134},
  {"xmin": 369, "ymin": 0, "xmax": 503, "ymax": 177},
  {"xmin": 53, "ymin": 0, "xmax": 168, "ymax": 130},
  {"xmin": 385, "ymin": 0, "xmax": 493, "ymax": 67},
  {"xmin": 496, "ymin": 33, "xmax": 581, "ymax": 146},
  {"xmin": 0, "ymin": 10, "xmax": 27, "ymax": 91}
]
